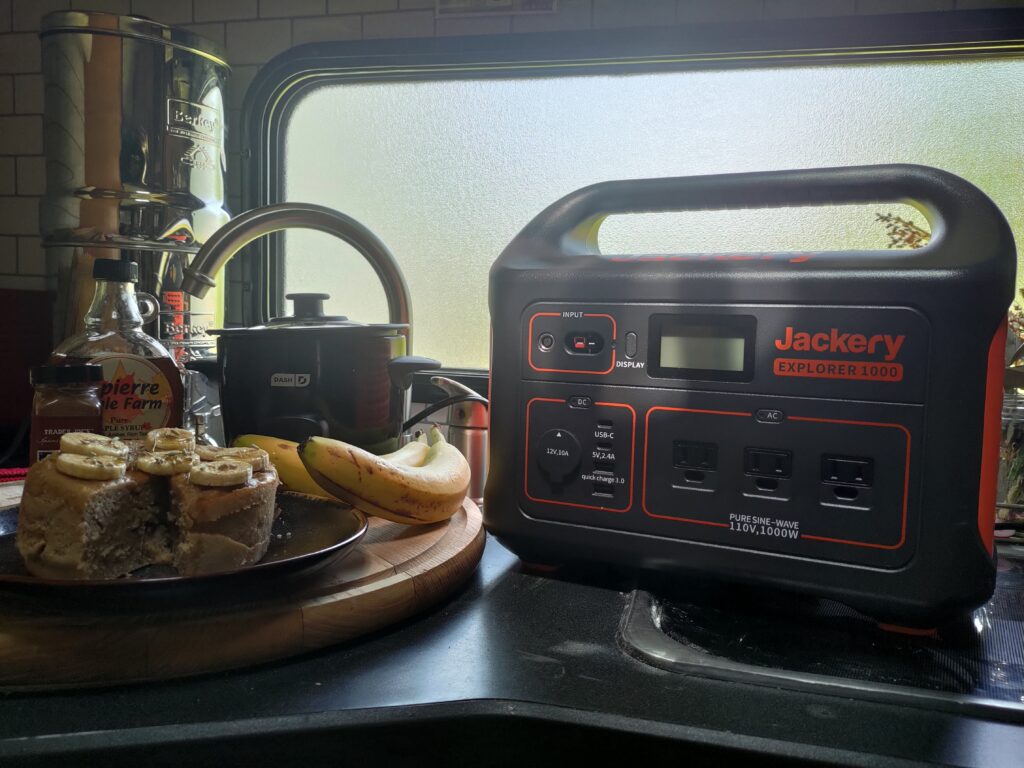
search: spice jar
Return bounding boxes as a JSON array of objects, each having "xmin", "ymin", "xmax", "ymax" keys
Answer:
[{"xmin": 29, "ymin": 364, "xmax": 104, "ymax": 465}]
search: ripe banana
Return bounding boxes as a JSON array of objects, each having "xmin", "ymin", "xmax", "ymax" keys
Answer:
[
  {"xmin": 60, "ymin": 432, "xmax": 129, "ymax": 460},
  {"xmin": 233, "ymin": 434, "xmax": 430, "ymax": 496},
  {"xmin": 189, "ymin": 459, "xmax": 252, "ymax": 487},
  {"xmin": 146, "ymin": 427, "xmax": 196, "ymax": 453},
  {"xmin": 298, "ymin": 426, "xmax": 469, "ymax": 525},
  {"xmin": 136, "ymin": 450, "xmax": 199, "ymax": 476},
  {"xmin": 56, "ymin": 453, "xmax": 126, "ymax": 480},
  {"xmin": 196, "ymin": 445, "xmax": 270, "ymax": 471}
]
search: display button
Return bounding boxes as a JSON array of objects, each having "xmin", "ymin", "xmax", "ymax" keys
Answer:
[
  {"xmin": 568, "ymin": 396, "xmax": 592, "ymax": 409},
  {"xmin": 755, "ymin": 409, "xmax": 785, "ymax": 424},
  {"xmin": 625, "ymin": 332, "xmax": 638, "ymax": 359},
  {"xmin": 536, "ymin": 428, "xmax": 582, "ymax": 486}
]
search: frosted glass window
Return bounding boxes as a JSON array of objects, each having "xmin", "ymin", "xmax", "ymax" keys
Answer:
[{"xmin": 283, "ymin": 59, "xmax": 1024, "ymax": 370}]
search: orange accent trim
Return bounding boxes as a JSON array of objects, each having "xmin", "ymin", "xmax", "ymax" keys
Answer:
[
  {"xmin": 978, "ymin": 318, "xmax": 1006, "ymax": 556},
  {"xmin": 524, "ymin": 397, "xmax": 636, "ymax": 513},
  {"xmin": 641, "ymin": 406, "xmax": 750, "ymax": 527},
  {"xmin": 527, "ymin": 312, "xmax": 617, "ymax": 375},
  {"xmin": 876, "ymin": 623, "xmax": 938, "ymax": 638},
  {"xmin": 790, "ymin": 416, "xmax": 910, "ymax": 550}
]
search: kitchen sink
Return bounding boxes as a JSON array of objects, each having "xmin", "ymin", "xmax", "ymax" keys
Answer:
[{"xmin": 618, "ymin": 547, "xmax": 1024, "ymax": 722}]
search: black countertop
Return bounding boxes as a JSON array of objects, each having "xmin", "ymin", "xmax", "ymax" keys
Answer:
[{"xmin": 1, "ymin": 536, "xmax": 1021, "ymax": 767}]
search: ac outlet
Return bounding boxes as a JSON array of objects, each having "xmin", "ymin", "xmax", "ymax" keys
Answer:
[
  {"xmin": 822, "ymin": 455, "xmax": 874, "ymax": 487},
  {"xmin": 744, "ymin": 447, "xmax": 792, "ymax": 478}
]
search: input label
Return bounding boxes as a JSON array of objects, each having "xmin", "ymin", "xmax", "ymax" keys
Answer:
[{"xmin": 728, "ymin": 513, "xmax": 800, "ymax": 539}]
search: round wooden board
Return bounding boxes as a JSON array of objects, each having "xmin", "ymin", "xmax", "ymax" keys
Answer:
[{"xmin": 0, "ymin": 497, "xmax": 484, "ymax": 690}]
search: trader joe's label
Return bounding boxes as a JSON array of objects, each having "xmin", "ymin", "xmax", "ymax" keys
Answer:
[{"xmin": 91, "ymin": 354, "xmax": 183, "ymax": 439}]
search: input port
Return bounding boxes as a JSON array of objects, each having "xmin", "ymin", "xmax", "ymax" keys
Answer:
[
  {"xmin": 564, "ymin": 331, "xmax": 604, "ymax": 355},
  {"xmin": 744, "ymin": 448, "xmax": 792, "ymax": 478}
]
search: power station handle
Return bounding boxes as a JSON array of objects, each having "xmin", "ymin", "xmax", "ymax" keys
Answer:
[{"xmin": 527, "ymin": 164, "xmax": 1012, "ymax": 269}]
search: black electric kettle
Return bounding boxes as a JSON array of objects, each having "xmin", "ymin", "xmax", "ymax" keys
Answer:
[{"xmin": 182, "ymin": 204, "xmax": 439, "ymax": 452}]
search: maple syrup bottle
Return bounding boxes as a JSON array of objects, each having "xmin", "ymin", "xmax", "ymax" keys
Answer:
[{"xmin": 51, "ymin": 259, "xmax": 184, "ymax": 439}]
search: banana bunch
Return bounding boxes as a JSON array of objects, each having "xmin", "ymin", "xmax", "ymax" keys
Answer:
[
  {"xmin": 299, "ymin": 427, "xmax": 470, "ymax": 525},
  {"xmin": 232, "ymin": 435, "xmax": 327, "ymax": 496},
  {"xmin": 235, "ymin": 430, "xmax": 468, "ymax": 524}
]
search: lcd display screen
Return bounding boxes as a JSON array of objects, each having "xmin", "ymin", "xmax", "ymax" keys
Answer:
[{"xmin": 659, "ymin": 325, "xmax": 746, "ymax": 372}]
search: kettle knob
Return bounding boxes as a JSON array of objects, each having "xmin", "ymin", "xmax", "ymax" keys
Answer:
[{"xmin": 286, "ymin": 292, "xmax": 331, "ymax": 319}]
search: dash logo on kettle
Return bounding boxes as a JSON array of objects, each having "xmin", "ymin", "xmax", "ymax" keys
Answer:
[{"xmin": 270, "ymin": 373, "xmax": 312, "ymax": 388}]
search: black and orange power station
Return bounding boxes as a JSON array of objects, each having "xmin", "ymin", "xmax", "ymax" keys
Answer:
[{"xmin": 485, "ymin": 165, "xmax": 1015, "ymax": 625}]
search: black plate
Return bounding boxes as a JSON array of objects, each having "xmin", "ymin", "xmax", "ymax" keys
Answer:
[{"xmin": 0, "ymin": 491, "xmax": 367, "ymax": 592}]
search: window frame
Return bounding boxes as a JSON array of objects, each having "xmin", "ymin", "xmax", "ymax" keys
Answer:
[{"xmin": 239, "ymin": 8, "xmax": 1024, "ymax": 397}]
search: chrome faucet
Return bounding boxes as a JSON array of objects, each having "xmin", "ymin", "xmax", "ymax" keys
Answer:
[{"xmin": 181, "ymin": 203, "xmax": 413, "ymax": 344}]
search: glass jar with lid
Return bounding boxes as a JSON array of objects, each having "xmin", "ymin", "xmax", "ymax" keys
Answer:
[{"xmin": 29, "ymin": 364, "xmax": 104, "ymax": 464}]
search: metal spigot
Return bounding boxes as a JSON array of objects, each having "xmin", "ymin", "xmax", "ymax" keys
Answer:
[
  {"xmin": 431, "ymin": 376, "xmax": 488, "ymax": 506},
  {"xmin": 181, "ymin": 203, "xmax": 413, "ymax": 343}
]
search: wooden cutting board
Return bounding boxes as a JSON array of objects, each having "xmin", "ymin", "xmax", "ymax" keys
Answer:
[{"xmin": 0, "ymin": 487, "xmax": 484, "ymax": 690}]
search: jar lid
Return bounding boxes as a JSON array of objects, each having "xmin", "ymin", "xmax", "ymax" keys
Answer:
[
  {"xmin": 30, "ymin": 364, "xmax": 104, "ymax": 386},
  {"xmin": 92, "ymin": 258, "xmax": 138, "ymax": 283}
]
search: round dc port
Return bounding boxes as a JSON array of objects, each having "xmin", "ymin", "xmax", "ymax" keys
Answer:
[{"xmin": 538, "ymin": 332, "xmax": 555, "ymax": 352}]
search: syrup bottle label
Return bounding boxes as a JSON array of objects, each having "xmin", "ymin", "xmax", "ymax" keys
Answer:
[{"xmin": 91, "ymin": 353, "xmax": 184, "ymax": 439}]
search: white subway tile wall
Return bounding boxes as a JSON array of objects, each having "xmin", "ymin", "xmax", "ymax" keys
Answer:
[{"xmin": 0, "ymin": 0, "xmax": 1021, "ymax": 288}]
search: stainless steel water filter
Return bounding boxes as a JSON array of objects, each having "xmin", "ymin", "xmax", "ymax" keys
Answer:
[{"xmin": 40, "ymin": 11, "xmax": 231, "ymax": 360}]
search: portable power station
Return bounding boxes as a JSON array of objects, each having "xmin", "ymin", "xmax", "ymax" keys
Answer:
[{"xmin": 485, "ymin": 165, "xmax": 1016, "ymax": 625}]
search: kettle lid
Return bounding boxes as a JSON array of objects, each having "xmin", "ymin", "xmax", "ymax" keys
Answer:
[
  {"xmin": 211, "ymin": 292, "xmax": 408, "ymax": 336},
  {"xmin": 266, "ymin": 293, "xmax": 355, "ymax": 327}
]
